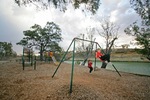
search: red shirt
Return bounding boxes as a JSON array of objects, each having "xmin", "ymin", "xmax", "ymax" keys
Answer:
[
  {"xmin": 96, "ymin": 50, "xmax": 104, "ymax": 61},
  {"xmin": 88, "ymin": 61, "xmax": 92, "ymax": 68}
]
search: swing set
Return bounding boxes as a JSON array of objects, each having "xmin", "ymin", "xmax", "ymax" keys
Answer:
[{"xmin": 52, "ymin": 37, "xmax": 121, "ymax": 93}]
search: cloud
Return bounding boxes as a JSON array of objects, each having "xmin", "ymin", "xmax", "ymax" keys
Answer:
[{"xmin": 0, "ymin": 0, "xmax": 141, "ymax": 54}]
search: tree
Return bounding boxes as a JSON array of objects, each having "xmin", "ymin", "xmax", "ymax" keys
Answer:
[
  {"xmin": 17, "ymin": 22, "xmax": 62, "ymax": 60},
  {"xmin": 96, "ymin": 18, "xmax": 119, "ymax": 54},
  {"xmin": 124, "ymin": 23, "xmax": 150, "ymax": 60},
  {"xmin": 14, "ymin": 0, "xmax": 101, "ymax": 14},
  {"xmin": 124, "ymin": 0, "xmax": 150, "ymax": 60},
  {"xmin": 0, "ymin": 42, "xmax": 13, "ymax": 60},
  {"xmin": 130, "ymin": 0, "xmax": 150, "ymax": 26},
  {"xmin": 96, "ymin": 18, "xmax": 119, "ymax": 68}
]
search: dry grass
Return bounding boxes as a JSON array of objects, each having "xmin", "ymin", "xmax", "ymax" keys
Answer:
[{"xmin": 0, "ymin": 61, "xmax": 150, "ymax": 100}]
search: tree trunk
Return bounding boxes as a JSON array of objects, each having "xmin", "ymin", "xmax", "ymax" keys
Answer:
[
  {"xmin": 101, "ymin": 62, "xmax": 107, "ymax": 68},
  {"xmin": 40, "ymin": 44, "xmax": 43, "ymax": 61},
  {"xmin": 108, "ymin": 37, "xmax": 118, "ymax": 54}
]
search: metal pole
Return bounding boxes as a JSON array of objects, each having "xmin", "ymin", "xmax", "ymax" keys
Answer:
[
  {"xmin": 34, "ymin": 56, "xmax": 36, "ymax": 70},
  {"xmin": 96, "ymin": 43, "xmax": 105, "ymax": 54},
  {"xmin": 69, "ymin": 39, "xmax": 75, "ymax": 93},
  {"xmin": 22, "ymin": 47, "xmax": 25, "ymax": 70},
  {"xmin": 75, "ymin": 37, "xmax": 97, "ymax": 44},
  {"xmin": 112, "ymin": 64, "xmax": 121, "ymax": 77},
  {"xmin": 94, "ymin": 44, "xmax": 97, "ymax": 71},
  {"xmin": 52, "ymin": 38, "xmax": 75, "ymax": 78}
]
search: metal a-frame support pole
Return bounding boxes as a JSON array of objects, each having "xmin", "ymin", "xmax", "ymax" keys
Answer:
[
  {"xmin": 69, "ymin": 39, "xmax": 75, "ymax": 93},
  {"xmin": 52, "ymin": 38, "xmax": 75, "ymax": 78},
  {"xmin": 52, "ymin": 38, "xmax": 76, "ymax": 93},
  {"xmin": 22, "ymin": 47, "xmax": 25, "ymax": 70},
  {"xmin": 94, "ymin": 43, "xmax": 98, "ymax": 71},
  {"xmin": 112, "ymin": 64, "xmax": 121, "ymax": 77}
]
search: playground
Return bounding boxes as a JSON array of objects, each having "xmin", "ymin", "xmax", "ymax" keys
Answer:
[
  {"xmin": 0, "ymin": 60, "xmax": 150, "ymax": 100},
  {"xmin": 0, "ymin": 38, "xmax": 150, "ymax": 100}
]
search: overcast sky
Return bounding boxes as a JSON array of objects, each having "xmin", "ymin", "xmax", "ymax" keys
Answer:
[{"xmin": 0, "ymin": 0, "xmax": 140, "ymax": 55}]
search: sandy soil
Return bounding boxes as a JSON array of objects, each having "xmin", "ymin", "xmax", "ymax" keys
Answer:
[{"xmin": 0, "ymin": 61, "xmax": 150, "ymax": 100}]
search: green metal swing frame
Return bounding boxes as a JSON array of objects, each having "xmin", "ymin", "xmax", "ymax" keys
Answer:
[{"xmin": 52, "ymin": 37, "xmax": 102, "ymax": 93}]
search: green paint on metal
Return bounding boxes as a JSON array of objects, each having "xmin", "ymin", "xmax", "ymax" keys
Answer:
[
  {"xmin": 22, "ymin": 47, "xmax": 25, "ymax": 70},
  {"xmin": 52, "ymin": 38, "xmax": 75, "ymax": 78},
  {"xmin": 94, "ymin": 44, "xmax": 97, "ymax": 71},
  {"xmin": 69, "ymin": 40, "xmax": 75, "ymax": 93},
  {"xmin": 51, "ymin": 38, "xmax": 114, "ymax": 93}
]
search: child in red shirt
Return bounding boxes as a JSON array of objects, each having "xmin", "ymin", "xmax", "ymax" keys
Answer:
[
  {"xmin": 96, "ymin": 49, "xmax": 104, "ymax": 62},
  {"xmin": 95, "ymin": 49, "xmax": 110, "ymax": 68},
  {"xmin": 88, "ymin": 60, "xmax": 93, "ymax": 73},
  {"xmin": 96, "ymin": 49, "xmax": 110, "ymax": 62}
]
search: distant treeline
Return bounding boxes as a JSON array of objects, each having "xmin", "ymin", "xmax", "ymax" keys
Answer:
[{"xmin": 111, "ymin": 48, "xmax": 139, "ymax": 54}]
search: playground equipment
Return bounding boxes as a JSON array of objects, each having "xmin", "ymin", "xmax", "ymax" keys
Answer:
[
  {"xmin": 51, "ymin": 56, "xmax": 58, "ymax": 65},
  {"xmin": 43, "ymin": 51, "xmax": 58, "ymax": 65},
  {"xmin": 52, "ymin": 37, "xmax": 121, "ymax": 93},
  {"xmin": 43, "ymin": 51, "xmax": 51, "ymax": 62},
  {"xmin": 22, "ymin": 47, "xmax": 36, "ymax": 70},
  {"xmin": 49, "ymin": 51, "xmax": 59, "ymax": 65}
]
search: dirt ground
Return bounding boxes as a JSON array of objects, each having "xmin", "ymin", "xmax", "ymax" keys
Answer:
[{"xmin": 0, "ymin": 61, "xmax": 150, "ymax": 100}]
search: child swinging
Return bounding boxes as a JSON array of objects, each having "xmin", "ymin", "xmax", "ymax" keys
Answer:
[
  {"xmin": 88, "ymin": 60, "xmax": 93, "ymax": 73},
  {"xmin": 96, "ymin": 49, "xmax": 110, "ymax": 68}
]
